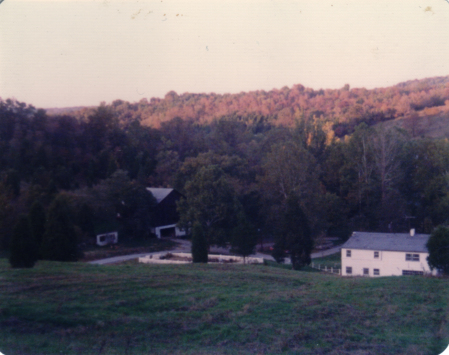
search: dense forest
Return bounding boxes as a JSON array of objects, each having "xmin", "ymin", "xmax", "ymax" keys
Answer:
[
  {"xmin": 53, "ymin": 76, "xmax": 449, "ymax": 138},
  {"xmin": 2, "ymin": 76, "xmax": 449, "ymax": 253}
]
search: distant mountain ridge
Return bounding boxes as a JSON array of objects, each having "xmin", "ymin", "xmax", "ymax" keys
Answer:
[{"xmin": 48, "ymin": 76, "xmax": 449, "ymax": 137}]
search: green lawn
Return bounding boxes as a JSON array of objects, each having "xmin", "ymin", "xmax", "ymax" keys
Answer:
[{"xmin": 0, "ymin": 259, "xmax": 448, "ymax": 355}]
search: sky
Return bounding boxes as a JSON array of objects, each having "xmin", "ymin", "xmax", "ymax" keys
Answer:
[{"xmin": 1, "ymin": 0, "xmax": 449, "ymax": 108}]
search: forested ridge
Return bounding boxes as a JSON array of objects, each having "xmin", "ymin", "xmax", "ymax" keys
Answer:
[
  {"xmin": 2, "ymin": 76, "xmax": 449, "ymax": 255},
  {"xmin": 51, "ymin": 76, "xmax": 449, "ymax": 138}
]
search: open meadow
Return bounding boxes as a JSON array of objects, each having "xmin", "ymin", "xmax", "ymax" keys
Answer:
[{"xmin": 0, "ymin": 259, "xmax": 448, "ymax": 355}]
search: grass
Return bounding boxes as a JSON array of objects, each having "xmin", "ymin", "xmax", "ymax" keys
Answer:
[{"xmin": 1, "ymin": 259, "xmax": 448, "ymax": 355}]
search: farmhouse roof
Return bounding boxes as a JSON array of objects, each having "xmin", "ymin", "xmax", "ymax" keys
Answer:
[
  {"xmin": 342, "ymin": 231, "xmax": 430, "ymax": 253},
  {"xmin": 146, "ymin": 188, "xmax": 174, "ymax": 204}
]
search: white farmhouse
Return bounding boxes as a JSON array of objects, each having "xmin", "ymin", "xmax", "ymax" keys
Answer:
[{"xmin": 341, "ymin": 230, "xmax": 437, "ymax": 277}]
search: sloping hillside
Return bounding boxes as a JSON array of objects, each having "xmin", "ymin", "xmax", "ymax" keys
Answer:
[
  {"xmin": 384, "ymin": 110, "xmax": 449, "ymax": 139},
  {"xmin": 1, "ymin": 259, "xmax": 448, "ymax": 355},
  {"xmin": 58, "ymin": 76, "xmax": 449, "ymax": 135}
]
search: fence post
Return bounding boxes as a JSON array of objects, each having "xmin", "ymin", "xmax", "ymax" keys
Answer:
[
  {"xmin": 331, "ymin": 267, "xmax": 333, "ymax": 273},
  {"xmin": 325, "ymin": 266, "xmax": 327, "ymax": 272}
]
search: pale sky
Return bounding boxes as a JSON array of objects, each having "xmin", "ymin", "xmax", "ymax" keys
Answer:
[{"xmin": 1, "ymin": 0, "xmax": 449, "ymax": 108}]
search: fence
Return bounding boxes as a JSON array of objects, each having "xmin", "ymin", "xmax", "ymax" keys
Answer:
[{"xmin": 311, "ymin": 262, "xmax": 341, "ymax": 275}]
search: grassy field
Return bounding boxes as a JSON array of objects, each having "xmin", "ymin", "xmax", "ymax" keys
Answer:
[{"xmin": 1, "ymin": 259, "xmax": 448, "ymax": 355}]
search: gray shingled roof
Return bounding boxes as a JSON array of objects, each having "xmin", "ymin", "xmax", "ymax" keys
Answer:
[
  {"xmin": 342, "ymin": 231, "xmax": 430, "ymax": 253},
  {"xmin": 146, "ymin": 188, "xmax": 173, "ymax": 204}
]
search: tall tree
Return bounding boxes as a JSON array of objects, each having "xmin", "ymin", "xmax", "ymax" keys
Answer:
[
  {"xmin": 273, "ymin": 194, "xmax": 313, "ymax": 270},
  {"xmin": 9, "ymin": 215, "xmax": 39, "ymax": 268},
  {"xmin": 40, "ymin": 194, "xmax": 78, "ymax": 262},
  {"xmin": 340, "ymin": 124, "xmax": 375, "ymax": 217},
  {"xmin": 370, "ymin": 126, "xmax": 406, "ymax": 206},
  {"xmin": 426, "ymin": 225, "xmax": 449, "ymax": 275},
  {"xmin": 177, "ymin": 165, "xmax": 240, "ymax": 246},
  {"xmin": 260, "ymin": 139, "xmax": 323, "ymax": 235},
  {"xmin": 28, "ymin": 201, "xmax": 46, "ymax": 257},
  {"xmin": 261, "ymin": 140, "xmax": 318, "ymax": 201},
  {"xmin": 191, "ymin": 222, "xmax": 208, "ymax": 263},
  {"xmin": 230, "ymin": 213, "xmax": 258, "ymax": 263}
]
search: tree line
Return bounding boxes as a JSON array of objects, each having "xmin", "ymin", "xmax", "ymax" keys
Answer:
[{"xmin": 2, "ymin": 96, "xmax": 449, "ymax": 268}]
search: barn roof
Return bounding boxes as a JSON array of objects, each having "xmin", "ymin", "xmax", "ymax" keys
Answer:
[
  {"xmin": 146, "ymin": 188, "xmax": 174, "ymax": 203},
  {"xmin": 342, "ymin": 231, "xmax": 430, "ymax": 253}
]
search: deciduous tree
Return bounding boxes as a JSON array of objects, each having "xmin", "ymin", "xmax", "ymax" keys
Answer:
[
  {"xmin": 230, "ymin": 213, "xmax": 258, "ymax": 263},
  {"xmin": 40, "ymin": 194, "xmax": 78, "ymax": 262},
  {"xmin": 177, "ymin": 165, "xmax": 240, "ymax": 246}
]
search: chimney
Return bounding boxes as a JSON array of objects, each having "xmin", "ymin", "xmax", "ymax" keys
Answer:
[{"xmin": 410, "ymin": 228, "xmax": 415, "ymax": 236}]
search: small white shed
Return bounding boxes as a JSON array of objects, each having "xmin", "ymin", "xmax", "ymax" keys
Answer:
[
  {"xmin": 341, "ymin": 231, "xmax": 437, "ymax": 277},
  {"xmin": 96, "ymin": 231, "xmax": 118, "ymax": 246}
]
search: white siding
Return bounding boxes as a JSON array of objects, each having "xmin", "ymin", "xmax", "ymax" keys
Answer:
[
  {"xmin": 151, "ymin": 224, "xmax": 186, "ymax": 239},
  {"xmin": 341, "ymin": 248, "xmax": 436, "ymax": 277}
]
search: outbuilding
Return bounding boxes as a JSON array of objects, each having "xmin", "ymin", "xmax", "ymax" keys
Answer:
[
  {"xmin": 147, "ymin": 188, "xmax": 186, "ymax": 239},
  {"xmin": 341, "ymin": 230, "xmax": 437, "ymax": 277}
]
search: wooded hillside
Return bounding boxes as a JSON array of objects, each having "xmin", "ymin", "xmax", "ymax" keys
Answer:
[
  {"xmin": 57, "ymin": 76, "xmax": 449, "ymax": 138},
  {"xmin": 2, "ymin": 76, "xmax": 449, "ymax": 258}
]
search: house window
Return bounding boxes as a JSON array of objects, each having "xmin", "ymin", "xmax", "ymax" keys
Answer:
[
  {"xmin": 373, "ymin": 269, "xmax": 380, "ymax": 276},
  {"xmin": 346, "ymin": 250, "xmax": 351, "ymax": 257},
  {"xmin": 374, "ymin": 251, "xmax": 379, "ymax": 258},
  {"xmin": 346, "ymin": 267, "xmax": 352, "ymax": 275},
  {"xmin": 363, "ymin": 268, "xmax": 369, "ymax": 275},
  {"xmin": 402, "ymin": 270, "xmax": 424, "ymax": 276},
  {"xmin": 405, "ymin": 253, "xmax": 419, "ymax": 262}
]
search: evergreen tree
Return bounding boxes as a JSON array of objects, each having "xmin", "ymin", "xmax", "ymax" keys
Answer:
[
  {"xmin": 9, "ymin": 215, "xmax": 38, "ymax": 268},
  {"xmin": 40, "ymin": 194, "xmax": 78, "ymax": 262},
  {"xmin": 426, "ymin": 225, "xmax": 449, "ymax": 275},
  {"xmin": 273, "ymin": 194, "xmax": 313, "ymax": 270},
  {"xmin": 191, "ymin": 222, "xmax": 208, "ymax": 263},
  {"xmin": 231, "ymin": 213, "xmax": 258, "ymax": 263},
  {"xmin": 28, "ymin": 201, "xmax": 46, "ymax": 257}
]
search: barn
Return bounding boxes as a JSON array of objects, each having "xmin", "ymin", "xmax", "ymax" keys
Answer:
[{"xmin": 147, "ymin": 188, "xmax": 186, "ymax": 239}]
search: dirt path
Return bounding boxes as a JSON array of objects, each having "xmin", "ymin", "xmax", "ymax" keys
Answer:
[{"xmin": 88, "ymin": 238, "xmax": 341, "ymax": 265}]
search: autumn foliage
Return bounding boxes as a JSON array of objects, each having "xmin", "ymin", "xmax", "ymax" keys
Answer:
[{"xmin": 58, "ymin": 76, "xmax": 449, "ymax": 137}]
